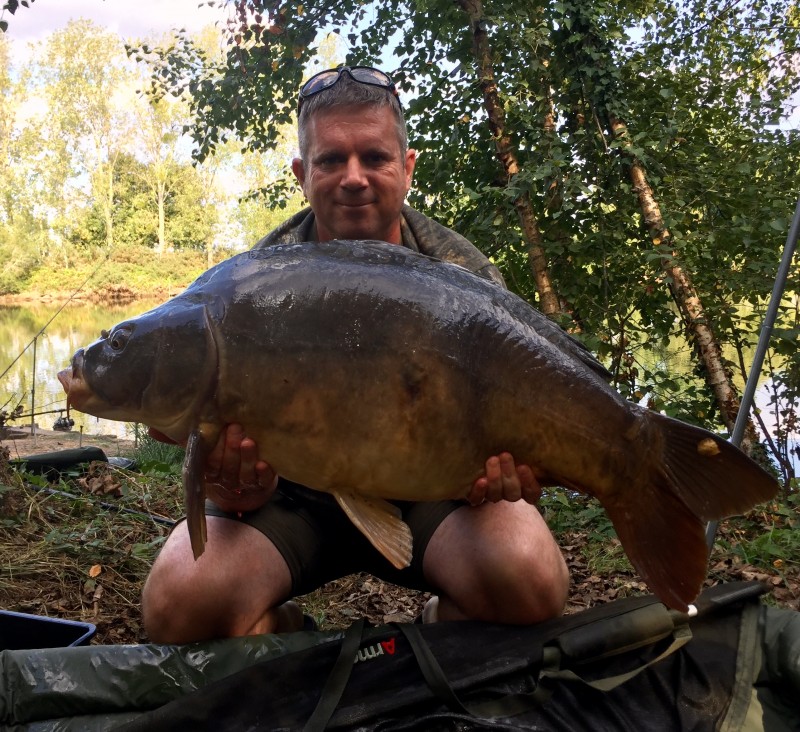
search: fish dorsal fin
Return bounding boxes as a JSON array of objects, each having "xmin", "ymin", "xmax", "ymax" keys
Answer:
[{"xmin": 332, "ymin": 490, "xmax": 413, "ymax": 570}]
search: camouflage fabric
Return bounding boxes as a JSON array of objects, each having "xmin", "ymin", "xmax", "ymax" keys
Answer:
[{"xmin": 252, "ymin": 205, "xmax": 506, "ymax": 288}]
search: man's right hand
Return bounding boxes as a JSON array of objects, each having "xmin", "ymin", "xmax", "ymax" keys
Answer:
[
  {"xmin": 200, "ymin": 424, "xmax": 277, "ymax": 514},
  {"xmin": 467, "ymin": 453, "xmax": 541, "ymax": 506}
]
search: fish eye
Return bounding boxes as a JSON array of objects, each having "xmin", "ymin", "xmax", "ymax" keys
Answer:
[{"xmin": 108, "ymin": 328, "xmax": 130, "ymax": 352}]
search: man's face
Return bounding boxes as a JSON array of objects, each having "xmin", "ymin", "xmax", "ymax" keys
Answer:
[{"xmin": 292, "ymin": 105, "xmax": 416, "ymax": 244}]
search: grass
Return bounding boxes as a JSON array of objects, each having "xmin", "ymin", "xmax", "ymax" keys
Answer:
[
  {"xmin": 542, "ymin": 485, "xmax": 800, "ymax": 579},
  {"xmin": 130, "ymin": 426, "xmax": 186, "ymax": 476},
  {"xmin": 716, "ymin": 491, "xmax": 800, "ymax": 572},
  {"xmin": 0, "ymin": 444, "xmax": 796, "ymax": 644},
  {"xmin": 0, "ymin": 445, "xmax": 184, "ymax": 642}
]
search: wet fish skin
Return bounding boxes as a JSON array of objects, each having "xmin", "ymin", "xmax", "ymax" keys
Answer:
[{"xmin": 58, "ymin": 240, "xmax": 778, "ymax": 611}]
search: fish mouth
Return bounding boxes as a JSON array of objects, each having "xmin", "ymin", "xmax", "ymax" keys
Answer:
[
  {"xmin": 57, "ymin": 352, "xmax": 90, "ymax": 412},
  {"xmin": 56, "ymin": 367, "xmax": 71, "ymax": 392}
]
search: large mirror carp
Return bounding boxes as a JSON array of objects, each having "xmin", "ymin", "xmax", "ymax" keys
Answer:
[{"xmin": 58, "ymin": 240, "xmax": 777, "ymax": 611}]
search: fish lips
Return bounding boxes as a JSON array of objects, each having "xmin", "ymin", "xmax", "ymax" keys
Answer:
[{"xmin": 57, "ymin": 350, "xmax": 90, "ymax": 411}]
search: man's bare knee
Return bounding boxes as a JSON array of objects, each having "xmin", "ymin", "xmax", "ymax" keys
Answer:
[
  {"xmin": 425, "ymin": 501, "xmax": 569, "ymax": 625},
  {"xmin": 141, "ymin": 544, "xmax": 213, "ymax": 643},
  {"xmin": 141, "ymin": 518, "xmax": 292, "ymax": 643}
]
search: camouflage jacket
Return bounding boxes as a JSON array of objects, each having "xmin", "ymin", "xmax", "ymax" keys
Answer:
[{"xmin": 252, "ymin": 204, "xmax": 506, "ymax": 288}]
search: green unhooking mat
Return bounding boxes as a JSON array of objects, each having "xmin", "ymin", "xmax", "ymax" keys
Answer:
[{"xmin": 1, "ymin": 581, "xmax": 798, "ymax": 731}]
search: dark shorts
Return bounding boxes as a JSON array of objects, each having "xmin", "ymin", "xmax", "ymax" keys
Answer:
[{"xmin": 204, "ymin": 478, "xmax": 466, "ymax": 597}]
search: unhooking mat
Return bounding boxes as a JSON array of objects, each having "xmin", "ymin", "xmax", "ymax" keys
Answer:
[{"xmin": 1, "ymin": 581, "xmax": 798, "ymax": 731}]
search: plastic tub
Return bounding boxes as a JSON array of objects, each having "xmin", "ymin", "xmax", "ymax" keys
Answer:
[{"xmin": 0, "ymin": 610, "xmax": 96, "ymax": 650}]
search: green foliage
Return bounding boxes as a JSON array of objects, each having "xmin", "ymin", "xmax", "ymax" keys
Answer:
[
  {"xmin": 718, "ymin": 491, "xmax": 800, "ymax": 570},
  {"xmin": 20, "ymin": 244, "xmax": 208, "ymax": 297},
  {"xmin": 2, "ymin": 18, "xmax": 307, "ymax": 298},
  {"xmin": 131, "ymin": 427, "xmax": 185, "ymax": 477},
  {"xmin": 0, "ymin": 222, "xmax": 45, "ymax": 294},
  {"xmin": 540, "ymin": 488, "xmax": 616, "ymax": 538},
  {"xmin": 65, "ymin": 153, "xmax": 218, "ymax": 253}
]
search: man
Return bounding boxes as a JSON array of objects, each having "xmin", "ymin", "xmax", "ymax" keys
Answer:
[{"xmin": 142, "ymin": 67, "xmax": 569, "ymax": 643}]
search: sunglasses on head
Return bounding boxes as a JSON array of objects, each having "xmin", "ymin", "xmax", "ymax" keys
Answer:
[{"xmin": 297, "ymin": 66, "xmax": 400, "ymax": 113}]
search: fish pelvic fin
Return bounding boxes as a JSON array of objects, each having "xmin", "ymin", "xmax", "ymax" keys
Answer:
[
  {"xmin": 332, "ymin": 490, "xmax": 413, "ymax": 570},
  {"xmin": 602, "ymin": 413, "xmax": 779, "ymax": 612},
  {"xmin": 183, "ymin": 428, "xmax": 210, "ymax": 560}
]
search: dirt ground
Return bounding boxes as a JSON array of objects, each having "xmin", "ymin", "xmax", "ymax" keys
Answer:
[
  {"xmin": 1, "ymin": 428, "xmax": 137, "ymax": 462},
  {"xmin": 0, "ymin": 431, "xmax": 432, "ymax": 644},
  {"xmin": 0, "ymin": 432, "xmax": 797, "ymax": 649}
]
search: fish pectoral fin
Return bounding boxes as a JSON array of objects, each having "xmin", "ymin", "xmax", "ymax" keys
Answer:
[
  {"xmin": 332, "ymin": 491, "xmax": 412, "ymax": 570},
  {"xmin": 182, "ymin": 428, "xmax": 209, "ymax": 560}
]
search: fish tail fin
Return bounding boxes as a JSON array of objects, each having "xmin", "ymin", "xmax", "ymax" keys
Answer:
[{"xmin": 602, "ymin": 413, "xmax": 778, "ymax": 611}]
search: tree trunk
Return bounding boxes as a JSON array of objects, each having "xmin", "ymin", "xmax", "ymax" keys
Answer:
[
  {"xmin": 104, "ymin": 163, "xmax": 114, "ymax": 250},
  {"xmin": 608, "ymin": 114, "xmax": 760, "ymax": 451},
  {"xmin": 457, "ymin": 0, "xmax": 563, "ymax": 317},
  {"xmin": 157, "ymin": 178, "xmax": 166, "ymax": 256}
]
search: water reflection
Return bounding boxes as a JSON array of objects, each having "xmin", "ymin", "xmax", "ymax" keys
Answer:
[{"xmin": 0, "ymin": 300, "xmax": 161, "ymax": 439}]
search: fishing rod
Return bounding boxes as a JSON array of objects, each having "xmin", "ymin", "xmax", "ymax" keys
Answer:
[
  {"xmin": 6, "ymin": 408, "xmax": 69, "ymax": 420},
  {"xmin": 33, "ymin": 485, "xmax": 176, "ymax": 528},
  {"xmin": 705, "ymin": 195, "xmax": 800, "ymax": 549},
  {"xmin": 0, "ymin": 407, "xmax": 76, "ymax": 434},
  {"xmin": 0, "ymin": 250, "xmax": 115, "ymax": 432}
]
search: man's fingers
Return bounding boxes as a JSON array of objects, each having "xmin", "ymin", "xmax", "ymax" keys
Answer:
[
  {"xmin": 467, "ymin": 478, "xmax": 489, "ymax": 506},
  {"xmin": 204, "ymin": 429, "xmax": 229, "ymax": 477},
  {"xmin": 238, "ymin": 437, "xmax": 277, "ymax": 490},
  {"xmin": 496, "ymin": 452, "xmax": 522, "ymax": 502},
  {"xmin": 255, "ymin": 460, "xmax": 279, "ymax": 492},
  {"xmin": 218, "ymin": 424, "xmax": 245, "ymax": 482},
  {"xmin": 479, "ymin": 454, "xmax": 517, "ymax": 503},
  {"xmin": 238, "ymin": 436, "xmax": 259, "ymax": 481},
  {"xmin": 517, "ymin": 464, "xmax": 542, "ymax": 504},
  {"xmin": 475, "ymin": 453, "xmax": 537, "ymax": 504}
]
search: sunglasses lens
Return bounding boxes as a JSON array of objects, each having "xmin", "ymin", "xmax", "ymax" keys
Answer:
[
  {"xmin": 349, "ymin": 67, "xmax": 393, "ymax": 87},
  {"xmin": 300, "ymin": 70, "xmax": 341, "ymax": 97}
]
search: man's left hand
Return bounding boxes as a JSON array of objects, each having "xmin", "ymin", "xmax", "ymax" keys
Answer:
[{"xmin": 468, "ymin": 453, "xmax": 541, "ymax": 505}]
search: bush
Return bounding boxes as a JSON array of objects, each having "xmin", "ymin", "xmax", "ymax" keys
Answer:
[{"xmin": 20, "ymin": 245, "xmax": 209, "ymax": 299}]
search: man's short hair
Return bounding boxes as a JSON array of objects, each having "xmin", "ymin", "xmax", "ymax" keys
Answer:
[{"xmin": 297, "ymin": 73, "xmax": 408, "ymax": 159}]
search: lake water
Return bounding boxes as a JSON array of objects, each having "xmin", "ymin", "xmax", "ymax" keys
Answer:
[{"xmin": 0, "ymin": 300, "xmax": 160, "ymax": 440}]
